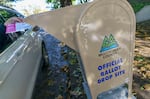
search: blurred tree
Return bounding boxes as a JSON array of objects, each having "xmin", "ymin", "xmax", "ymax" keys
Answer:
[
  {"xmin": 47, "ymin": 0, "xmax": 90, "ymax": 8},
  {"xmin": 47, "ymin": 0, "xmax": 72, "ymax": 8},
  {"xmin": 0, "ymin": 0, "xmax": 7, "ymax": 5},
  {"xmin": 0, "ymin": 0, "xmax": 17, "ymax": 5},
  {"xmin": 60, "ymin": 0, "xmax": 72, "ymax": 7}
]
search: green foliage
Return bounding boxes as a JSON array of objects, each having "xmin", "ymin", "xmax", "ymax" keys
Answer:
[
  {"xmin": 130, "ymin": 2, "xmax": 150, "ymax": 13},
  {"xmin": 134, "ymin": 55, "xmax": 145, "ymax": 62},
  {"xmin": 49, "ymin": 0, "xmax": 61, "ymax": 9},
  {"xmin": 0, "ymin": 9, "xmax": 16, "ymax": 21},
  {"xmin": 132, "ymin": 3, "xmax": 145, "ymax": 13}
]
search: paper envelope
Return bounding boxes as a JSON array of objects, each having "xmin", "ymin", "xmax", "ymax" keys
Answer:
[{"xmin": 25, "ymin": 0, "xmax": 136, "ymax": 98}]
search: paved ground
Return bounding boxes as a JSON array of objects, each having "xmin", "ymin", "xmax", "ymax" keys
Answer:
[{"xmin": 32, "ymin": 33, "xmax": 86, "ymax": 99}]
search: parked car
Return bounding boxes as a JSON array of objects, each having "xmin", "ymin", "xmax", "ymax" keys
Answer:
[{"xmin": 0, "ymin": 5, "xmax": 49, "ymax": 99}]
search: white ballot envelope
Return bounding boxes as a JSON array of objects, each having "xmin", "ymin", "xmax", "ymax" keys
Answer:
[
  {"xmin": 6, "ymin": 23, "xmax": 32, "ymax": 34},
  {"xmin": 25, "ymin": 0, "xmax": 136, "ymax": 99}
]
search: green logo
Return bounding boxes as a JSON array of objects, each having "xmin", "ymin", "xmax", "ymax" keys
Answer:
[{"xmin": 100, "ymin": 34, "xmax": 118, "ymax": 52}]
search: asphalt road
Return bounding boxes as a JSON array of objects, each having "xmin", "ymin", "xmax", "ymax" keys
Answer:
[{"xmin": 32, "ymin": 33, "xmax": 86, "ymax": 99}]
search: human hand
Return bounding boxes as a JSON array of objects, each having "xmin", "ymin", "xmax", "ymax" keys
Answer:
[{"xmin": 4, "ymin": 17, "xmax": 24, "ymax": 26}]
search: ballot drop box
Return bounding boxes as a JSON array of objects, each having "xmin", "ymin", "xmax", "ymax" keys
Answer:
[{"xmin": 25, "ymin": 0, "xmax": 136, "ymax": 98}]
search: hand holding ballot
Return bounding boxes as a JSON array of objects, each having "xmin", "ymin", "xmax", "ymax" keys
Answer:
[
  {"xmin": 4, "ymin": 17, "xmax": 32, "ymax": 33},
  {"xmin": 4, "ymin": 17, "xmax": 24, "ymax": 26}
]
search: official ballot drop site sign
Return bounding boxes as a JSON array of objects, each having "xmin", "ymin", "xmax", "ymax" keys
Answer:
[{"xmin": 25, "ymin": 0, "xmax": 136, "ymax": 98}]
